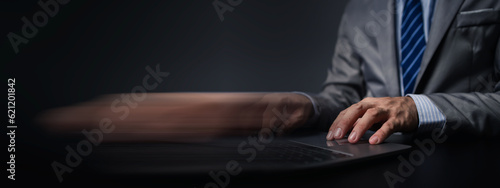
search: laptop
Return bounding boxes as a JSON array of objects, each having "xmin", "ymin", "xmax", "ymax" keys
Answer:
[{"xmin": 83, "ymin": 131, "xmax": 411, "ymax": 175}]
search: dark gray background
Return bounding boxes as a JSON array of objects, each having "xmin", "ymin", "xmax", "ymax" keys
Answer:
[
  {"xmin": 3, "ymin": 0, "xmax": 347, "ymax": 108},
  {"xmin": 2, "ymin": 0, "xmax": 348, "ymax": 185}
]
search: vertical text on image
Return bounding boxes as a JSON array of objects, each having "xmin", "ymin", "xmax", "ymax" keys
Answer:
[{"xmin": 7, "ymin": 78, "xmax": 17, "ymax": 181}]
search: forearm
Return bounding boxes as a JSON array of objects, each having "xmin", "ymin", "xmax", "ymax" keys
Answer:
[
  {"xmin": 38, "ymin": 92, "xmax": 269, "ymax": 141},
  {"xmin": 38, "ymin": 92, "xmax": 316, "ymax": 142}
]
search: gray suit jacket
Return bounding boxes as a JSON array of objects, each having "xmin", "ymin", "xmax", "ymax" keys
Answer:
[{"xmin": 310, "ymin": 0, "xmax": 500, "ymax": 137}]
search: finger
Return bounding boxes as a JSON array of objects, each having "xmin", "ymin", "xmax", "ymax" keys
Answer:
[
  {"xmin": 262, "ymin": 105, "xmax": 284, "ymax": 134},
  {"xmin": 348, "ymin": 108, "xmax": 388, "ymax": 143},
  {"xmin": 328, "ymin": 103, "xmax": 370, "ymax": 140},
  {"xmin": 259, "ymin": 95, "xmax": 278, "ymax": 128},
  {"xmin": 282, "ymin": 107, "xmax": 307, "ymax": 134},
  {"xmin": 327, "ymin": 110, "xmax": 346, "ymax": 140},
  {"xmin": 369, "ymin": 120, "xmax": 395, "ymax": 144},
  {"xmin": 271, "ymin": 106, "xmax": 290, "ymax": 135}
]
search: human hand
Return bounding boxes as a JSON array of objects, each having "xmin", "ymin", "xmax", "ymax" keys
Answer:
[
  {"xmin": 326, "ymin": 97, "xmax": 418, "ymax": 144},
  {"xmin": 259, "ymin": 93, "xmax": 314, "ymax": 135},
  {"xmin": 37, "ymin": 92, "xmax": 314, "ymax": 142}
]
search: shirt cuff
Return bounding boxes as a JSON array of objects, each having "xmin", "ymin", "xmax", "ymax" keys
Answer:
[
  {"xmin": 407, "ymin": 94, "xmax": 446, "ymax": 134},
  {"xmin": 292, "ymin": 91, "xmax": 320, "ymax": 127}
]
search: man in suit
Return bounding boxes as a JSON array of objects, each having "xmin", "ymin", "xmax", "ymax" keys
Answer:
[
  {"xmin": 42, "ymin": 0, "xmax": 500, "ymax": 144},
  {"xmin": 301, "ymin": 0, "xmax": 500, "ymax": 144}
]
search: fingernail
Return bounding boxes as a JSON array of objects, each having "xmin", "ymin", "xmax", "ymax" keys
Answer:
[
  {"xmin": 334, "ymin": 127, "xmax": 342, "ymax": 138},
  {"xmin": 348, "ymin": 131, "xmax": 357, "ymax": 142},
  {"xmin": 326, "ymin": 131, "xmax": 334, "ymax": 140},
  {"xmin": 370, "ymin": 135, "xmax": 380, "ymax": 144}
]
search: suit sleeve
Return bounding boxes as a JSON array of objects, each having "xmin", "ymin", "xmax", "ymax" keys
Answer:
[
  {"xmin": 423, "ymin": 36, "xmax": 500, "ymax": 138},
  {"xmin": 306, "ymin": 8, "xmax": 367, "ymax": 131}
]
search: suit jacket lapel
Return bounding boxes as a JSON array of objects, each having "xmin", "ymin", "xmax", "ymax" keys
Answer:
[{"xmin": 415, "ymin": 0, "xmax": 465, "ymax": 89}]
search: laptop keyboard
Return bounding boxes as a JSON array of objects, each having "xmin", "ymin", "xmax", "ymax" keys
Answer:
[{"xmin": 255, "ymin": 141, "xmax": 352, "ymax": 164}]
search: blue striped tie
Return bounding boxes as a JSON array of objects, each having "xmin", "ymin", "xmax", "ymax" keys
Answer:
[{"xmin": 401, "ymin": 0, "xmax": 425, "ymax": 95}]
